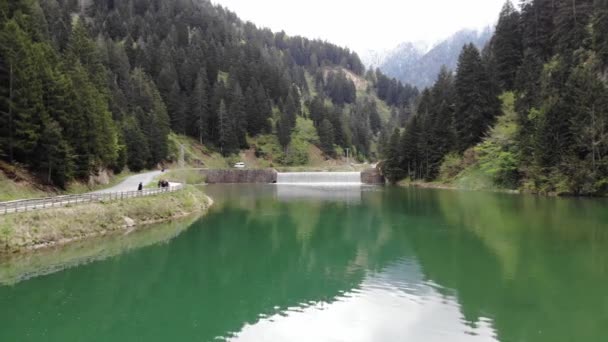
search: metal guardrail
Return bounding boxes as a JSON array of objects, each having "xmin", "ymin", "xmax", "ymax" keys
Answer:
[{"xmin": 0, "ymin": 185, "xmax": 184, "ymax": 215}]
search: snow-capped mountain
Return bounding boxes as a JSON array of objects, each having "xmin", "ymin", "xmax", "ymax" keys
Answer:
[
  {"xmin": 359, "ymin": 49, "xmax": 391, "ymax": 69},
  {"xmin": 373, "ymin": 28, "xmax": 494, "ymax": 89}
]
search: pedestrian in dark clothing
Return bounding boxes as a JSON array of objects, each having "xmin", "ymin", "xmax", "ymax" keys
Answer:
[{"xmin": 138, "ymin": 182, "xmax": 143, "ymax": 191}]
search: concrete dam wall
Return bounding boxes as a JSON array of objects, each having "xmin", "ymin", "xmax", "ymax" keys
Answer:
[
  {"xmin": 202, "ymin": 169, "xmax": 277, "ymax": 184},
  {"xmin": 200, "ymin": 169, "xmax": 385, "ymax": 185}
]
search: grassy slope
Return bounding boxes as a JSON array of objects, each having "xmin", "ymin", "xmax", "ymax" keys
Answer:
[
  {"xmin": 0, "ymin": 172, "xmax": 49, "ymax": 202},
  {"xmin": 167, "ymin": 133, "xmax": 229, "ymax": 169},
  {"xmin": 0, "ymin": 186, "xmax": 211, "ymax": 253},
  {"xmin": 0, "ymin": 161, "xmax": 137, "ymax": 202}
]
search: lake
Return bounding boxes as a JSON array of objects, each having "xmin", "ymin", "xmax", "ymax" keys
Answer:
[{"xmin": 1, "ymin": 184, "xmax": 607, "ymax": 341}]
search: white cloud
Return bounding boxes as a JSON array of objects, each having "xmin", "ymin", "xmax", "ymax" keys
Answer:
[{"xmin": 211, "ymin": 0, "xmax": 506, "ymax": 53}]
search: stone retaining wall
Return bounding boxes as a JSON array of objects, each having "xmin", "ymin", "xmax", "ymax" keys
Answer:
[
  {"xmin": 361, "ymin": 168, "xmax": 385, "ymax": 185},
  {"xmin": 201, "ymin": 169, "xmax": 277, "ymax": 184}
]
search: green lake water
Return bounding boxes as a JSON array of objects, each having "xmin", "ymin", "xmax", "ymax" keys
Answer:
[{"xmin": 1, "ymin": 185, "xmax": 608, "ymax": 341}]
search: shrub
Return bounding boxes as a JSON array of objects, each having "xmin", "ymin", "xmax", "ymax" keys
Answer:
[{"xmin": 439, "ymin": 153, "xmax": 465, "ymax": 181}]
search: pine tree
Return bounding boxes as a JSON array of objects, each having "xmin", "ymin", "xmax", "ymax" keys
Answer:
[
  {"xmin": 254, "ymin": 84, "xmax": 272, "ymax": 135},
  {"xmin": 0, "ymin": 20, "xmax": 42, "ymax": 164},
  {"xmin": 560, "ymin": 54, "xmax": 608, "ymax": 192},
  {"xmin": 309, "ymin": 95, "xmax": 326, "ymax": 126},
  {"xmin": 377, "ymin": 127, "xmax": 390, "ymax": 159},
  {"xmin": 329, "ymin": 106, "xmax": 347, "ymax": 148},
  {"xmin": 217, "ymin": 100, "xmax": 236, "ymax": 156},
  {"xmin": 148, "ymin": 83, "xmax": 170, "ymax": 167},
  {"xmin": 350, "ymin": 103, "xmax": 372, "ymax": 158},
  {"xmin": 318, "ymin": 118, "xmax": 335, "ymax": 157},
  {"xmin": 66, "ymin": 18, "xmax": 107, "ymax": 94},
  {"xmin": 229, "ymin": 81, "xmax": 248, "ymax": 149},
  {"xmin": 400, "ymin": 115, "xmax": 421, "ymax": 179},
  {"xmin": 190, "ymin": 69, "xmax": 209, "ymax": 144},
  {"xmin": 553, "ymin": 0, "xmax": 595, "ymax": 55},
  {"xmin": 244, "ymin": 84, "xmax": 258, "ymax": 136},
  {"xmin": 454, "ymin": 44, "xmax": 501, "ymax": 152},
  {"xmin": 167, "ymin": 81, "xmax": 186, "ymax": 134},
  {"xmin": 532, "ymin": 57, "xmax": 572, "ymax": 172},
  {"xmin": 368, "ymin": 99, "xmax": 382, "ymax": 135},
  {"xmin": 383, "ymin": 129, "xmax": 404, "ymax": 183},
  {"xmin": 519, "ymin": 0, "xmax": 556, "ymax": 61},
  {"xmin": 36, "ymin": 115, "xmax": 73, "ymax": 187},
  {"xmin": 123, "ymin": 116, "xmax": 150, "ymax": 172},
  {"xmin": 276, "ymin": 116, "xmax": 292, "ymax": 150},
  {"xmin": 424, "ymin": 67, "xmax": 456, "ymax": 179},
  {"xmin": 283, "ymin": 90, "xmax": 298, "ymax": 130},
  {"xmin": 592, "ymin": 0, "xmax": 608, "ymax": 65},
  {"xmin": 492, "ymin": 1, "xmax": 523, "ymax": 90}
]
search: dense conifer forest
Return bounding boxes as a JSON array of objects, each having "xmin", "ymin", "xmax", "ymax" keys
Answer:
[
  {"xmin": 0, "ymin": 0, "xmax": 417, "ymax": 187},
  {"xmin": 2, "ymin": 0, "xmax": 608, "ymax": 196},
  {"xmin": 381, "ymin": 0, "xmax": 608, "ymax": 195}
]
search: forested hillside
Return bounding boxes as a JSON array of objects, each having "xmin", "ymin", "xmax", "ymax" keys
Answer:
[
  {"xmin": 0, "ymin": 0, "xmax": 417, "ymax": 188},
  {"xmin": 383, "ymin": 0, "xmax": 608, "ymax": 195}
]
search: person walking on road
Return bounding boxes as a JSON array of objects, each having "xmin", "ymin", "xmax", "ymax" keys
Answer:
[{"xmin": 138, "ymin": 182, "xmax": 143, "ymax": 191}]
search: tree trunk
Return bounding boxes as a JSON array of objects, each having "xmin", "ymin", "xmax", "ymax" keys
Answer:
[
  {"xmin": 591, "ymin": 104, "xmax": 596, "ymax": 172},
  {"xmin": 48, "ymin": 160, "xmax": 52, "ymax": 184},
  {"xmin": 8, "ymin": 64, "xmax": 13, "ymax": 162}
]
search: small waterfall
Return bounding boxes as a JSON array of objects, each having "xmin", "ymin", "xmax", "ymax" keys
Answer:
[
  {"xmin": 276, "ymin": 185, "xmax": 362, "ymax": 203},
  {"xmin": 276, "ymin": 172, "xmax": 361, "ymax": 185}
]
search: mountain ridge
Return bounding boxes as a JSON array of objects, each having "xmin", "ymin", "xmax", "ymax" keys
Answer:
[{"xmin": 368, "ymin": 28, "xmax": 494, "ymax": 89}]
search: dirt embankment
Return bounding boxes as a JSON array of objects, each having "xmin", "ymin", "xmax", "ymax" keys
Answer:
[{"xmin": 0, "ymin": 187, "xmax": 213, "ymax": 254}]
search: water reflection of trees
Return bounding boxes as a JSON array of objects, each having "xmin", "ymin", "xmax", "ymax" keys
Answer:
[
  {"xmin": 392, "ymin": 188, "xmax": 608, "ymax": 342},
  {"xmin": 2, "ymin": 186, "xmax": 607, "ymax": 342},
  {"xmin": 0, "ymin": 188, "xmax": 408, "ymax": 342}
]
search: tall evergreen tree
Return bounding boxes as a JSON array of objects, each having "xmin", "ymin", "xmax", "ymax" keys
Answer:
[
  {"xmin": 229, "ymin": 81, "xmax": 248, "ymax": 149},
  {"xmin": 593, "ymin": 0, "xmax": 608, "ymax": 65},
  {"xmin": 553, "ymin": 0, "xmax": 595, "ymax": 55},
  {"xmin": 217, "ymin": 100, "xmax": 237, "ymax": 156},
  {"xmin": 400, "ymin": 115, "xmax": 421, "ymax": 179},
  {"xmin": 383, "ymin": 129, "xmax": 404, "ymax": 183},
  {"xmin": 123, "ymin": 116, "xmax": 150, "ymax": 172},
  {"xmin": 454, "ymin": 44, "xmax": 501, "ymax": 151},
  {"xmin": 519, "ymin": 0, "xmax": 556, "ymax": 60},
  {"xmin": 492, "ymin": 1, "xmax": 523, "ymax": 90},
  {"xmin": 190, "ymin": 69, "xmax": 209, "ymax": 144},
  {"xmin": 276, "ymin": 115, "xmax": 292, "ymax": 150},
  {"xmin": 36, "ymin": 115, "xmax": 73, "ymax": 187},
  {"xmin": 318, "ymin": 118, "xmax": 335, "ymax": 157}
]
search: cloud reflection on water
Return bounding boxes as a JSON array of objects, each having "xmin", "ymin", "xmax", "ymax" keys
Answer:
[{"xmin": 231, "ymin": 260, "xmax": 498, "ymax": 342}]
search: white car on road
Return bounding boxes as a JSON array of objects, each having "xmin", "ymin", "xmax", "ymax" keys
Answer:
[{"xmin": 234, "ymin": 162, "xmax": 246, "ymax": 168}]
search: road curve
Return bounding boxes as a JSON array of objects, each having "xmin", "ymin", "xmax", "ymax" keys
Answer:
[{"xmin": 91, "ymin": 170, "xmax": 164, "ymax": 194}]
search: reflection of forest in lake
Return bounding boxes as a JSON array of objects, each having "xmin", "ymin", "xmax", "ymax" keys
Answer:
[{"xmin": 1, "ymin": 185, "xmax": 607, "ymax": 341}]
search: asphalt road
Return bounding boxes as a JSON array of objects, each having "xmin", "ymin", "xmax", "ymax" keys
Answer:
[{"xmin": 91, "ymin": 170, "xmax": 164, "ymax": 194}]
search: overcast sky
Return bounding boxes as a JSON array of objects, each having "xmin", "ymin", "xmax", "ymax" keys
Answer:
[{"xmin": 211, "ymin": 0, "xmax": 506, "ymax": 53}]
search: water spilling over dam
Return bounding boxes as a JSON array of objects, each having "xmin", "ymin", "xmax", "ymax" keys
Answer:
[{"xmin": 276, "ymin": 172, "xmax": 362, "ymax": 185}]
